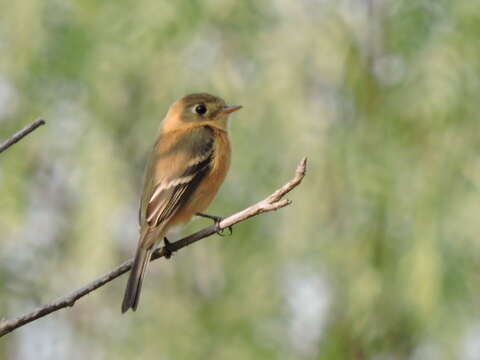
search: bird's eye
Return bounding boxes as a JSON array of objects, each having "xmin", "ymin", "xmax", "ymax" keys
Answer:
[{"xmin": 194, "ymin": 104, "xmax": 207, "ymax": 115}]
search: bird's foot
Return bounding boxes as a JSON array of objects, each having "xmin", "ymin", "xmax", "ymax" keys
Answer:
[
  {"xmin": 163, "ymin": 237, "xmax": 174, "ymax": 259},
  {"xmin": 196, "ymin": 212, "xmax": 233, "ymax": 236}
]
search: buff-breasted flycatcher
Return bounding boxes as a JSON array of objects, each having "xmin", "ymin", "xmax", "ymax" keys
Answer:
[{"xmin": 121, "ymin": 93, "xmax": 242, "ymax": 313}]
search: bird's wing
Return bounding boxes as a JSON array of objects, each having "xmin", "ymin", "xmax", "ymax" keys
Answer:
[{"xmin": 140, "ymin": 126, "xmax": 215, "ymax": 229}]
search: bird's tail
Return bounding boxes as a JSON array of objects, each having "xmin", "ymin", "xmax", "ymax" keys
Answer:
[
  {"xmin": 122, "ymin": 225, "xmax": 165, "ymax": 313},
  {"xmin": 121, "ymin": 244, "xmax": 154, "ymax": 313}
]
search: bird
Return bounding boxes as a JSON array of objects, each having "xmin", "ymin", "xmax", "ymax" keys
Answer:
[{"xmin": 121, "ymin": 93, "xmax": 242, "ymax": 313}]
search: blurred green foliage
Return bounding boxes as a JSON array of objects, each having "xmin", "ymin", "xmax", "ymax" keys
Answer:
[{"xmin": 1, "ymin": 0, "xmax": 480, "ymax": 359}]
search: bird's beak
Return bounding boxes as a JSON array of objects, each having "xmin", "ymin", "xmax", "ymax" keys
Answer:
[{"xmin": 223, "ymin": 105, "xmax": 242, "ymax": 114}]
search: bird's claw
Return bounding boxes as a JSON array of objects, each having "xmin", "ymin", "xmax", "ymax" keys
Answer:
[
  {"xmin": 196, "ymin": 213, "xmax": 233, "ymax": 236},
  {"xmin": 217, "ymin": 223, "xmax": 233, "ymax": 237},
  {"xmin": 163, "ymin": 237, "xmax": 173, "ymax": 259}
]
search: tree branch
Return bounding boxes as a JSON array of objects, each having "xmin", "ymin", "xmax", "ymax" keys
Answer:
[
  {"xmin": 0, "ymin": 157, "xmax": 307, "ymax": 337},
  {"xmin": 0, "ymin": 119, "xmax": 46, "ymax": 154}
]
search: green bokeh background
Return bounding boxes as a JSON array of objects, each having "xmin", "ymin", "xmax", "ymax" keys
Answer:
[{"xmin": 1, "ymin": 1, "xmax": 480, "ymax": 359}]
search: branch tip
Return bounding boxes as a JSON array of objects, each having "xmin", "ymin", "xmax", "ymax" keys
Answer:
[
  {"xmin": 297, "ymin": 157, "xmax": 307, "ymax": 176},
  {"xmin": 0, "ymin": 118, "xmax": 47, "ymax": 154}
]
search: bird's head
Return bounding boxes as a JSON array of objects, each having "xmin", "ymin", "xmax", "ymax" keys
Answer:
[{"xmin": 163, "ymin": 93, "xmax": 242, "ymax": 132}]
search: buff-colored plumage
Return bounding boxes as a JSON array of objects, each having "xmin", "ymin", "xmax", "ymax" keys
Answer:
[{"xmin": 121, "ymin": 93, "xmax": 241, "ymax": 313}]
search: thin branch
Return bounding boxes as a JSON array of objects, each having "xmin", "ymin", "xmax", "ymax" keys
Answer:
[
  {"xmin": 0, "ymin": 157, "xmax": 307, "ymax": 337},
  {"xmin": 0, "ymin": 119, "xmax": 46, "ymax": 154}
]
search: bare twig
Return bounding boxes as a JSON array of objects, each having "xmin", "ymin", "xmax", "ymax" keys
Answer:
[
  {"xmin": 0, "ymin": 119, "xmax": 46, "ymax": 154},
  {"xmin": 0, "ymin": 157, "xmax": 307, "ymax": 337}
]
